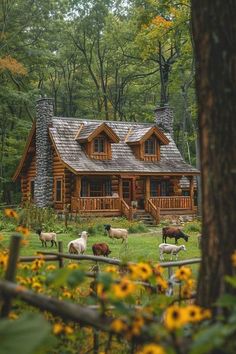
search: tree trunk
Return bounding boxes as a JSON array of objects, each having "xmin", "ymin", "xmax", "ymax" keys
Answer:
[{"xmin": 191, "ymin": 0, "xmax": 236, "ymax": 307}]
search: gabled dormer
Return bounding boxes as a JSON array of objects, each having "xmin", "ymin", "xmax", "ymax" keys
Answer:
[
  {"xmin": 75, "ymin": 122, "xmax": 120, "ymax": 160},
  {"xmin": 126, "ymin": 126, "xmax": 169, "ymax": 161}
]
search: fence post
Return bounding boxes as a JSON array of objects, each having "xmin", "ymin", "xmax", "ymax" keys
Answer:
[
  {"xmin": 58, "ymin": 241, "xmax": 64, "ymax": 268},
  {"xmin": 1, "ymin": 234, "xmax": 22, "ymax": 318}
]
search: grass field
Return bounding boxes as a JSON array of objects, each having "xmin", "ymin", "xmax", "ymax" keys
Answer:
[{"xmin": 1, "ymin": 225, "xmax": 201, "ymax": 262}]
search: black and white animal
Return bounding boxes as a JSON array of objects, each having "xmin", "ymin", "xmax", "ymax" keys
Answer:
[
  {"xmin": 67, "ymin": 231, "xmax": 88, "ymax": 254},
  {"xmin": 36, "ymin": 229, "xmax": 57, "ymax": 247},
  {"xmin": 104, "ymin": 224, "xmax": 128, "ymax": 243},
  {"xmin": 162, "ymin": 227, "xmax": 189, "ymax": 244},
  {"xmin": 159, "ymin": 243, "xmax": 186, "ymax": 261}
]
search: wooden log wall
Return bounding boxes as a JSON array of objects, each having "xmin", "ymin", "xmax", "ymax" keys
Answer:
[
  {"xmin": 111, "ymin": 175, "xmax": 119, "ymax": 195},
  {"xmin": 21, "ymin": 154, "xmax": 36, "ymax": 203}
]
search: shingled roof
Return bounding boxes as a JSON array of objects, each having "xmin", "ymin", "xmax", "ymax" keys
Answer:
[{"xmin": 49, "ymin": 117, "xmax": 199, "ymax": 175}]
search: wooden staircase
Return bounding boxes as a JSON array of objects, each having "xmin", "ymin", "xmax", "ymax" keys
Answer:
[{"xmin": 133, "ymin": 209, "xmax": 155, "ymax": 226}]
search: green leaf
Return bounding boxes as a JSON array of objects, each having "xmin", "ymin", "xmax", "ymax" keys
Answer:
[
  {"xmin": 67, "ymin": 269, "xmax": 85, "ymax": 287},
  {"xmin": 0, "ymin": 313, "xmax": 53, "ymax": 354},
  {"xmin": 225, "ymin": 275, "xmax": 236, "ymax": 288},
  {"xmin": 216, "ymin": 294, "xmax": 236, "ymax": 308}
]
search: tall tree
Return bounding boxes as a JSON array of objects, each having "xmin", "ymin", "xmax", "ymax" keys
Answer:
[{"xmin": 192, "ymin": 0, "xmax": 236, "ymax": 307}]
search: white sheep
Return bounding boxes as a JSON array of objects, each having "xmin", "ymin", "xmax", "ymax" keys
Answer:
[
  {"xmin": 159, "ymin": 243, "xmax": 186, "ymax": 261},
  {"xmin": 104, "ymin": 224, "xmax": 128, "ymax": 243},
  {"xmin": 36, "ymin": 229, "xmax": 57, "ymax": 247},
  {"xmin": 67, "ymin": 231, "xmax": 88, "ymax": 255}
]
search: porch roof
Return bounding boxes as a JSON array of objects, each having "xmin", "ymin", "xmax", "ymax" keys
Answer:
[{"xmin": 49, "ymin": 117, "xmax": 199, "ymax": 175}]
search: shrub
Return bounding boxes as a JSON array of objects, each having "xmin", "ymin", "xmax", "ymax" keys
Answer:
[{"xmin": 184, "ymin": 221, "xmax": 201, "ymax": 233}]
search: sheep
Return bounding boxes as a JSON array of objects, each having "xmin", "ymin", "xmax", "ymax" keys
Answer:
[
  {"xmin": 36, "ymin": 229, "xmax": 57, "ymax": 247},
  {"xmin": 92, "ymin": 243, "xmax": 111, "ymax": 257},
  {"xmin": 162, "ymin": 227, "xmax": 189, "ymax": 244},
  {"xmin": 104, "ymin": 224, "xmax": 128, "ymax": 243},
  {"xmin": 67, "ymin": 231, "xmax": 88, "ymax": 255},
  {"xmin": 159, "ymin": 243, "xmax": 186, "ymax": 261}
]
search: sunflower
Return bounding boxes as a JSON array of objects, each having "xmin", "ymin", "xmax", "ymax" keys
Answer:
[
  {"xmin": 129, "ymin": 264, "xmax": 142, "ymax": 280},
  {"xmin": 231, "ymin": 251, "xmax": 236, "ymax": 267},
  {"xmin": 46, "ymin": 264, "xmax": 57, "ymax": 271},
  {"xmin": 156, "ymin": 276, "xmax": 168, "ymax": 292},
  {"xmin": 138, "ymin": 343, "xmax": 166, "ymax": 354},
  {"xmin": 137, "ymin": 263, "xmax": 153, "ymax": 281},
  {"xmin": 186, "ymin": 305, "xmax": 203, "ymax": 323},
  {"xmin": 112, "ymin": 278, "xmax": 136, "ymax": 299},
  {"xmin": 8, "ymin": 312, "xmax": 19, "ymax": 320},
  {"xmin": 111, "ymin": 318, "xmax": 127, "ymax": 333},
  {"xmin": 31, "ymin": 259, "xmax": 45, "ymax": 271},
  {"xmin": 130, "ymin": 315, "xmax": 145, "ymax": 336},
  {"xmin": 53, "ymin": 323, "xmax": 64, "ymax": 335},
  {"xmin": 64, "ymin": 325, "xmax": 74, "ymax": 335},
  {"xmin": 153, "ymin": 264, "xmax": 164, "ymax": 276},
  {"xmin": 200, "ymin": 308, "xmax": 212, "ymax": 320},
  {"xmin": 105, "ymin": 265, "xmax": 117, "ymax": 273},
  {"xmin": 16, "ymin": 226, "xmax": 30, "ymax": 236},
  {"xmin": 67, "ymin": 263, "xmax": 79, "ymax": 269},
  {"xmin": 164, "ymin": 305, "xmax": 188, "ymax": 331},
  {"xmin": 0, "ymin": 252, "xmax": 8, "ymax": 270},
  {"xmin": 175, "ymin": 266, "xmax": 192, "ymax": 281},
  {"xmin": 4, "ymin": 208, "xmax": 18, "ymax": 219}
]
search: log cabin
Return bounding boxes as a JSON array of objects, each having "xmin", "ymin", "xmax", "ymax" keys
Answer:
[{"xmin": 13, "ymin": 98, "xmax": 199, "ymax": 224}]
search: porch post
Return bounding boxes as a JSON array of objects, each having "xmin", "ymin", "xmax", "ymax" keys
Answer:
[
  {"xmin": 189, "ymin": 176, "xmax": 194, "ymax": 210},
  {"xmin": 146, "ymin": 176, "xmax": 151, "ymax": 202},
  {"xmin": 118, "ymin": 176, "xmax": 122, "ymax": 199},
  {"xmin": 75, "ymin": 176, "xmax": 81, "ymax": 197}
]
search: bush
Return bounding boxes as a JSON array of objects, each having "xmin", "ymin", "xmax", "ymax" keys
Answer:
[{"xmin": 184, "ymin": 221, "xmax": 201, "ymax": 233}]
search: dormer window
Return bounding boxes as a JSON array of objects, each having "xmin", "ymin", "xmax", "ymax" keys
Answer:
[
  {"xmin": 145, "ymin": 137, "xmax": 156, "ymax": 155},
  {"xmin": 75, "ymin": 122, "xmax": 120, "ymax": 160},
  {"xmin": 94, "ymin": 137, "xmax": 105, "ymax": 153}
]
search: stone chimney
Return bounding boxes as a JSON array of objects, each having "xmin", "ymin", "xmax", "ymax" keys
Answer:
[
  {"xmin": 34, "ymin": 98, "xmax": 54, "ymax": 207},
  {"xmin": 154, "ymin": 104, "xmax": 174, "ymax": 137}
]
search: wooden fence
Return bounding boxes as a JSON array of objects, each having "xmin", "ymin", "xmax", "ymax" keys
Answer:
[{"xmin": 0, "ymin": 234, "xmax": 201, "ymax": 333}]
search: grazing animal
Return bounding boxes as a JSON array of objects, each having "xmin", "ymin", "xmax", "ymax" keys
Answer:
[
  {"xmin": 159, "ymin": 243, "xmax": 186, "ymax": 261},
  {"xmin": 67, "ymin": 231, "xmax": 88, "ymax": 255},
  {"xmin": 162, "ymin": 227, "xmax": 189, "ymax": 244},
  {"xmin": 92, "ymin": 243, "xmax": 111, "ymax": 257},
  {"xmin": 36, "ymin": 229, "xmax": 57, "ymax": 247},
  {"xmin": 104, "ymin": 224, "xmax": 128, "ymax": 243}
]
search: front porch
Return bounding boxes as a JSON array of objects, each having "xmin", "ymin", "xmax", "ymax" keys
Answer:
[{"xmin": 70, "ymin": 175, "xmax": 196, "ymax": 224}]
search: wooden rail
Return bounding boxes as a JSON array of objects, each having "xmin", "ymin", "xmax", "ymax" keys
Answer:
[
  {"xmin": 150, "ymin": 196, "xmax": 192, "ymax": 209},
  {"xmin": 146, "ymin": 199, "xmax": 160, "ymax": 225},
  {"xmin": 71, "ymin": 196, "xmax": 120, "ymax": 212},
  {"xmin": 120, "ymin": 199, "xmax": 132, "ymax": 220}
]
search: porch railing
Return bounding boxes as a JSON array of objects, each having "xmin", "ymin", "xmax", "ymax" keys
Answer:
[
  {"xmin": 146, "ymin": 199, "xmax": 160, "ymax": 225},
  {"xmin": 121, "ymin": 199, "xmax": 132, "ymax": 220},
  {"xmin": 71, "ymin": 196, "xmax": 120, "ymax": 212},
  {"xmin": 149, "ymin": 196, "xmax": 192, "ymax": 209}
]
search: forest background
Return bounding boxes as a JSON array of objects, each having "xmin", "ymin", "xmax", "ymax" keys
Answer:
[{"xmin": 0, "ymin": 0, "xmax": 197, "ymax": 203}]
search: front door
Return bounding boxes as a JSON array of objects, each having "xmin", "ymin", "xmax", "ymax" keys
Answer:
[{"xmin": 122, "ymin": 179, "xmax": 132, "ymax": 205}]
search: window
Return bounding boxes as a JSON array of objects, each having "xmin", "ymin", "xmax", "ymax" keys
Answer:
[
  {"xmin": 160, "ymin": 181, "xmax": 170, "ymax": 196},
  {"xmin": 94, "ymin": 137, "xmax": 105, "ymax": 153},
  {"xmin": 145, "ymin": 137, "xmax": 155, "ymax": 155},
  {"xmin": 150, "ymin": 179, "xmax": 158, "ymax": 197},
  {"xmin": 55, "ymin": 179, "xmax": 62, "ymax": 202},
  {"xmin": 90, "ymin": 181, "xmax": 103, "ymax": 196},
  {"xmin": 30, "ymin": 180, "xmax": 35, "ymax": 200}
]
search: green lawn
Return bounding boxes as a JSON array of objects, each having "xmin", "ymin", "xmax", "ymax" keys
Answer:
[{"xmin": 1, "ymin": 226, "xmax": 201, "ymax": 263}]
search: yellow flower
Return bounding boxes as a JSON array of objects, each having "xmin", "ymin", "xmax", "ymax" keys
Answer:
[
  {"xmin": 18, "ymin": 263, "xmax": 30, "ymax": 270},
  {"xmin": 53, "ymin": 323, "xmax": 64, "ymax": 335},
  {"xmin": 0, "ymin": 252, "xmax": 8, "ymax": 270},
  {"xmin": 16, "ymin": 226, "xmax": 30, "ymax": 236},
  {"xmin": 111, "ymin": 319, "xmax": 127, "ymax": 333},
  {"xmin": 164, "ymin": 305, "xmax": 188, "ymax": 331},
  {"xmin": 4, "ymin": 208, "xmax": 18, "ymax": 219},
  {"xmin": 186, "ymin": 305, "xmax": 203, "ymax": 323},
  {"xmin": 153, "ymin": 264, "xmax": 164, "ymax": 276},
  {"xmin": 231, "ymin": 251, "xmax": 236, "ymax": 267},
  {"xmin": 64, "ymin": 325, "xmax": 74, "ymax": 335},
  {"xmin": 156, "ymin": 276, "xmax": 168, "ymax": 292},
  {"xmin": 130, "ymin": 315, "xmax": 145, "ymax": 336},
  {"xmin": 0, "ymin": 234, "xmax": 4, "ymax": 241},
  {"xmin": 46, "ymin": 264, "xmax": 56, "ymax": 271},
  {"xmin": 112, "ymin": 278, "xmax": 136, "ymax": 299},
  {"xmin": 8, "ymin": 312, "xmax": 18, "ymax": 320},
  {"xmin": 200, "ymin": 308, "xmax": 212, "ymax": 320},
  {"xmin": 62, "ymin": 290, "xmax": 72, "ymax": 299},
  {"xmin": 32, "ymin": 281, "xmax": 43, "ymax": 292},
  {"xmin": 175, "ymin": 266, "xmax": 192, "ymax": 281},
  {"xmin": 105, "ymin": 266, "xmax": 117, "ymax": 273},
  {"xmin": 138, "ymin": 343, "xmax": 166, "ymax": 354},
  {"xmin": 137, "ymin": 263, "xmax": 153, "ymax": 281},
  {"xmin": 31, "ymin": 259, "xmax": 45, "ymax": 271},
  {"xmin": 67, "ymin": 263, "xmax": 78, "ymax": 269},
  {"xmin": 20, "ymin": 239, "xmax": 29, "ymax": 246}
]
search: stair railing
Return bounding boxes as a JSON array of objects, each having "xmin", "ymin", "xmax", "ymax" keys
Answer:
[{"xmin": 146, "ymin": 199, "xmax": 160, "ymax": 225}]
